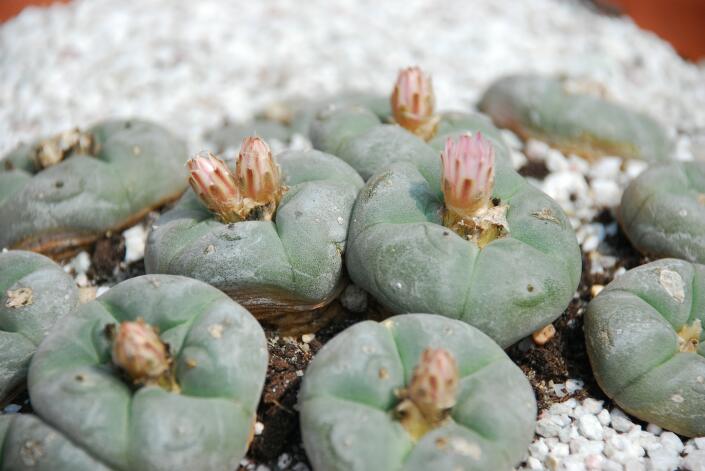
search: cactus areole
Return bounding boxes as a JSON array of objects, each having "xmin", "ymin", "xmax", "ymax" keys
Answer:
[
  {"xmin": 298, "ymin": 314, "xmax": 537, "ymax": 470},
  {"xmin": 11, "ymin": 275, "xmax": 268, "ymax": 470},
  {"xmin": 585, "ymin": 259, "xmax": 705, "ymax": 437},
  {"xmin": 146, "ymin": 147, "xmax": 364, "ymax": 332},
  {"xmin": 0, "ymin": 119, "xmax": 188, "ymax": 259}
]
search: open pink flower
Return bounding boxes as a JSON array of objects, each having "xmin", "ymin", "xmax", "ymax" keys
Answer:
[
  {"xmin": 391, "ymin": 66, "xmax": 438, "ymax": 140},
  {"xmin": 441, "ymin": 132, "xmax": 495, "ymax": 218},
  {"xmin": 408, "ymin": 348, "xmax": 459, "ymax": 421},
  {"xmin": 187, "ymin": 151, "xmax": 241, "ymax": 222},
  {"xmin": 235, "ymin": 136, "xmax": 283, "ymax": 204}
]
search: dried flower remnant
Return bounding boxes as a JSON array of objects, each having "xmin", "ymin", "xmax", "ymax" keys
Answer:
[
  {"xmin": 235, "ymin": 136, "xmax": 285, "ymax": 221},
  {"xmin": 34, "ymin": 128, "xmax": 98, "ymax": 169},
  {"xmin": 109, "ymin": 318, "xmax": 179, "ymax": 392},
  {"xmin": 187, "ymin": 151, "xmax": 242, "ymax": 223},
  {"xmin": 391, "ymin": 66, "xmax": 440, "ymax": 141},
  {"xmin": 440, "ymin": 133, "xmax": 508, "ymax": 246},
  {"xmin": 395, "ymin": 348, "xmax": 459, "ymax": 441}
]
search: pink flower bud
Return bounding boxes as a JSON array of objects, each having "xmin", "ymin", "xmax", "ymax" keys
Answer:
[
  {"xmin": 235, "ymin": 136, "xmax": 283, "ymax": 204},
  {"xmin": 391, "ymin": 66, "xmax": 438, "ymax": 140},
  {"xmin": 408, "ymin": 348, "xmax": 459, "ymax": 421},
  {"xmin": 111, "ymin": 319, "xmax": 170, "ymax": 383},
  {"xmin": 187, "ymin": 151, "xmax": 242, "ymax": 223},
  {"xmin": 441, "ymin": 132, "xmax": 495, "ymax": 218}
]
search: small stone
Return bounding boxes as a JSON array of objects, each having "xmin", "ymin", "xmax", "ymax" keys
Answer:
[
  {"xmin": 660, "ymin": 432, "xmax": 683, "ymax": 453},
  {"xmin": 532, "ymin": 323, "xmax": 556, "ymax": 346},
  {"xmin": 551, "ymin": 442, "xmax": 569, "ymax": 457},
  {"xmin": 682, "ymin": 450, "xmax": 705, "ymax": 471},
  {"xmin": 611, "ymin": 408, "xmax": 635, "ymax": 432},
  {"xmin": 277, "ymin": 453, "xmax": 292, "ymax": 469},
  {"xmin": 646, "ymin": 446, "xmax": 680, "ymax": 471},
  {"xmin": 624, "ymin": 458, "xmax": 646, "ymax": 471},
  {"xmin": 582, "ymin": 398, "xmax": 603, "ymax": 415},
  {"xmin": 584, "ymin": 454, "xmax": 604, "ymax": 471},
  {"xmin": 550, "ymin": 402, "xmax": 575, "ymax": 416},
  {"xmin": 3, "ymin": 404, "xmax": 21, "ymax": 414},
  {"xmin": 694, "ymin": 437, "xmax": 705, "ymax": 450},
  {"xmin": 578, "ymin": 414, "xmax": 603, "ymax": 440},
  {"xmin": 301, "ymin": 334, "xmax": 315, "ymax": 343},
  {"xmin": 565, "ymin": 379, "xmax": 584, "ymax": 394},
  {"xmin": 254, "ymin": 422, "xmax": 264, "ymax": 435},
  {"xmin": 597, "ymin": 409, "xmax": 611, "ymax": 426},
  {"xmin": 646, "ymin": 423, "xmax": 663, "ymax": 436},
  {"xmin": 590, "ymin": 284, "xmax": 604, "ymax": 298},
  {"xmin": 526, "ymin": 456, "xmax": 543, "ymax": 470},
  {"xmin": 528, "ymin": 439, "xmax": 549, "ymax": 459},
  {"xmin": 537, "ymin": 418, "xmax": 562, "ymax": 438}
]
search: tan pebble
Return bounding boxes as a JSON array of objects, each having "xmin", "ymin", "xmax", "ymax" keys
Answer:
[
  {"xmin": 301, "ymin": 333, "xmax": 315, "ymax": 343},
  {"xmin": 532, "ymin": 324, "xmax": 556, "ymax": 346},
  {"xmin": 590, "ymin": 284, "xmax": 604, "ymax": 298}
]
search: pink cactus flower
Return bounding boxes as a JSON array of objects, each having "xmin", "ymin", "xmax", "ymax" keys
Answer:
[
  {"xmin": 408, "ymin": 347, "xmax": 459, "ymax": 421},
  {"xmin": 235, "ymin": 136, "xmax": 283, "ymax": 204},
  {"xmin": 441, "ymin": 132, "xmax": 495, "ymax": 218},
  {"xmin": 187, "ymin": 151, "xmax": 241, "ymax": 223},
  {"xmin": 391, "ymin": 66, "xmax": 438, "ymax": 140}
]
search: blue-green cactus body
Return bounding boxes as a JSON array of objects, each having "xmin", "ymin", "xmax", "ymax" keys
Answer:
[
  {"xmin": 479, "ymin": 75, "xmax": 673, "ymax": 162},
  {"xmin": 0, "ymin": 251, "xmax": 79, "ymax": 402},
  {"xmin": 620, "ymin": 161, "xmax": 705, "ymax": 263},
  {"xmin": 0, "ymin": 120, "xmax": 188, "ymax": 258},
  {"xmin": 299, "ymin": 314, "xmax": 536, "ymax": 470},
  {"xmin": 585, "ymin": 259, "xmax": 705, "ymax": 437},
  {"xmin": 3, "ymin": 274, "xmax": 268, "ymax": 470},
  {"xmin": 145, "ymin": 150, "xmax": 363, "ymax": 327}
]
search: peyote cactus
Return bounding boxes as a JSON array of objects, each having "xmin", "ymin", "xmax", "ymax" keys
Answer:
[
  {"xmin": 342, "ymin": 125, "xmax": 580, "ymax": 347},
  {"xmin": 0, "ymin": 250, "xmax": 79, "ymax": 403},
  {"xmin": 585, "ymin": 259, "xmax": 705, "ymax": 437},
  {"xmin": 145, "ymin": 141, "xmax": 364, "ymax": 332},
  {"xmin": 479, "ymin": 74, "xmax": 673, "ymax": 163},
  {"xmin": 0, "ymin": 119, "xmax": 188, "ymax": 259},
  {"xmin": 10, "ymin": 274, "xmax": 267, "ymax": 470},
  {"xmin": 309, "ymin": 68, "xmax": 513, "ymax": 183},
  {"xmin": 298, "ymin": 314, "xmax": 537, "ymax": 470},
  {"xmin": 619, "ymin": 161, "xmax": 705, "ymax": 264},
  {"xmin": 205, "ymin": 92, "xmax": 391, "ymax": 153}
]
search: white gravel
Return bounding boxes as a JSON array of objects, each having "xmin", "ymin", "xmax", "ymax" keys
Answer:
[{"xmin": 2, "ymin": 1, "xmax": 705, "ymax": 470}]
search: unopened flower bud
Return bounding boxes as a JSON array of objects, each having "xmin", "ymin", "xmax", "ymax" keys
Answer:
[
  {"xmin": 235, "ymin": 136, "xmax": 285, "ymax": 220},
  {"xmin": 187, "ymin": 151, "xmax": 242, "ymax": 223},
  {"xmin": 236, "ymin": 137, "xmax": 282, "ymax": 201},
  {"xmin": 391, "ymin": 66, "xmax": 439, "ymax": 140},
  {"xmin": 408, "ymin": 348, "xmax": 459, "ymax": 422},
  {"xmin": 111, "ymin": 319, "xmax": 170, "ymax": 383},
  {"xmin": 441, "ymin": 132, "xmax": 495, "ymax": 219}
]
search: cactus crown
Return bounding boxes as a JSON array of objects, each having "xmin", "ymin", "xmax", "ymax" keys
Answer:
[
  {"xmin": 34, "ymin": 128, "xmax": 98, "ymax": 169},
  {"xmin": 109, "ymin": 318, "xmax": 179, "ymax": 392},
  {"xmin": 395, "ymin": 347, "xmax": 459, "ymax": 441},
  {"xmin": 440, "ymin": 133, "xmax": 508, "ymax": 247},
  {"xmin": 187, "ymin": 137, "xmax": 286, "ymax": 223},
  {"xmin": 391, "ymin": 66, "xmax": 439, "ymax": 141}
]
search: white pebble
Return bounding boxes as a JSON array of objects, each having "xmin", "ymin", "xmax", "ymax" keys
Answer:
[
  {"xmin": 578, "ymin": 415, "xmax": 603, "ymax": 441},
  {"xmin": 597, "ymin": 409, "xmax": 611, "ymax": 426},
  {"xmin": 682, "ymin": 450, "xmax": 705, "ymax": 471},
  {"xmin": 660, "ymin": 432, "xmax": 684, "ymax": 453},
  {"xmin": 123, "ymin": 224, "xmax": 147, "ymax": 264}
]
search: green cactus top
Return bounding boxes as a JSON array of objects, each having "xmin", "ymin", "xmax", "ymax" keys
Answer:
[
  {"xmin": 0, "ymin": 119, "xmax": 188, "ymax": 258},
  {"xmin": 298, "ymin": 314, "xmax": 537, "ymax": 471},
  {"xmin": 145, "ymin": 149, "xmax": 364, "ymax": 312},
  {"xmin": 310, "ymin": 104, "xmax": 512, "ymax": 181},
  {"xmin": 585, "ymin": 259, "xmax": 705, "ymax": 437},
  {"xmin": 479, "ymin": 74, "xmax": 673, "ymax": 163},
  {"xmin": 14, "ymin": 274, "xmax": 267, "ymax": 471},
  {"xmin": 619, "ymin": 161, "xmax": 705, "ymax": 264},
  {"xmin": 0, "ymin": 250, "xmax": 79, "ymax": 402},
  {"xmin": 311, "ymin": 102, "xmax": 580, "ymax": 347}
]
